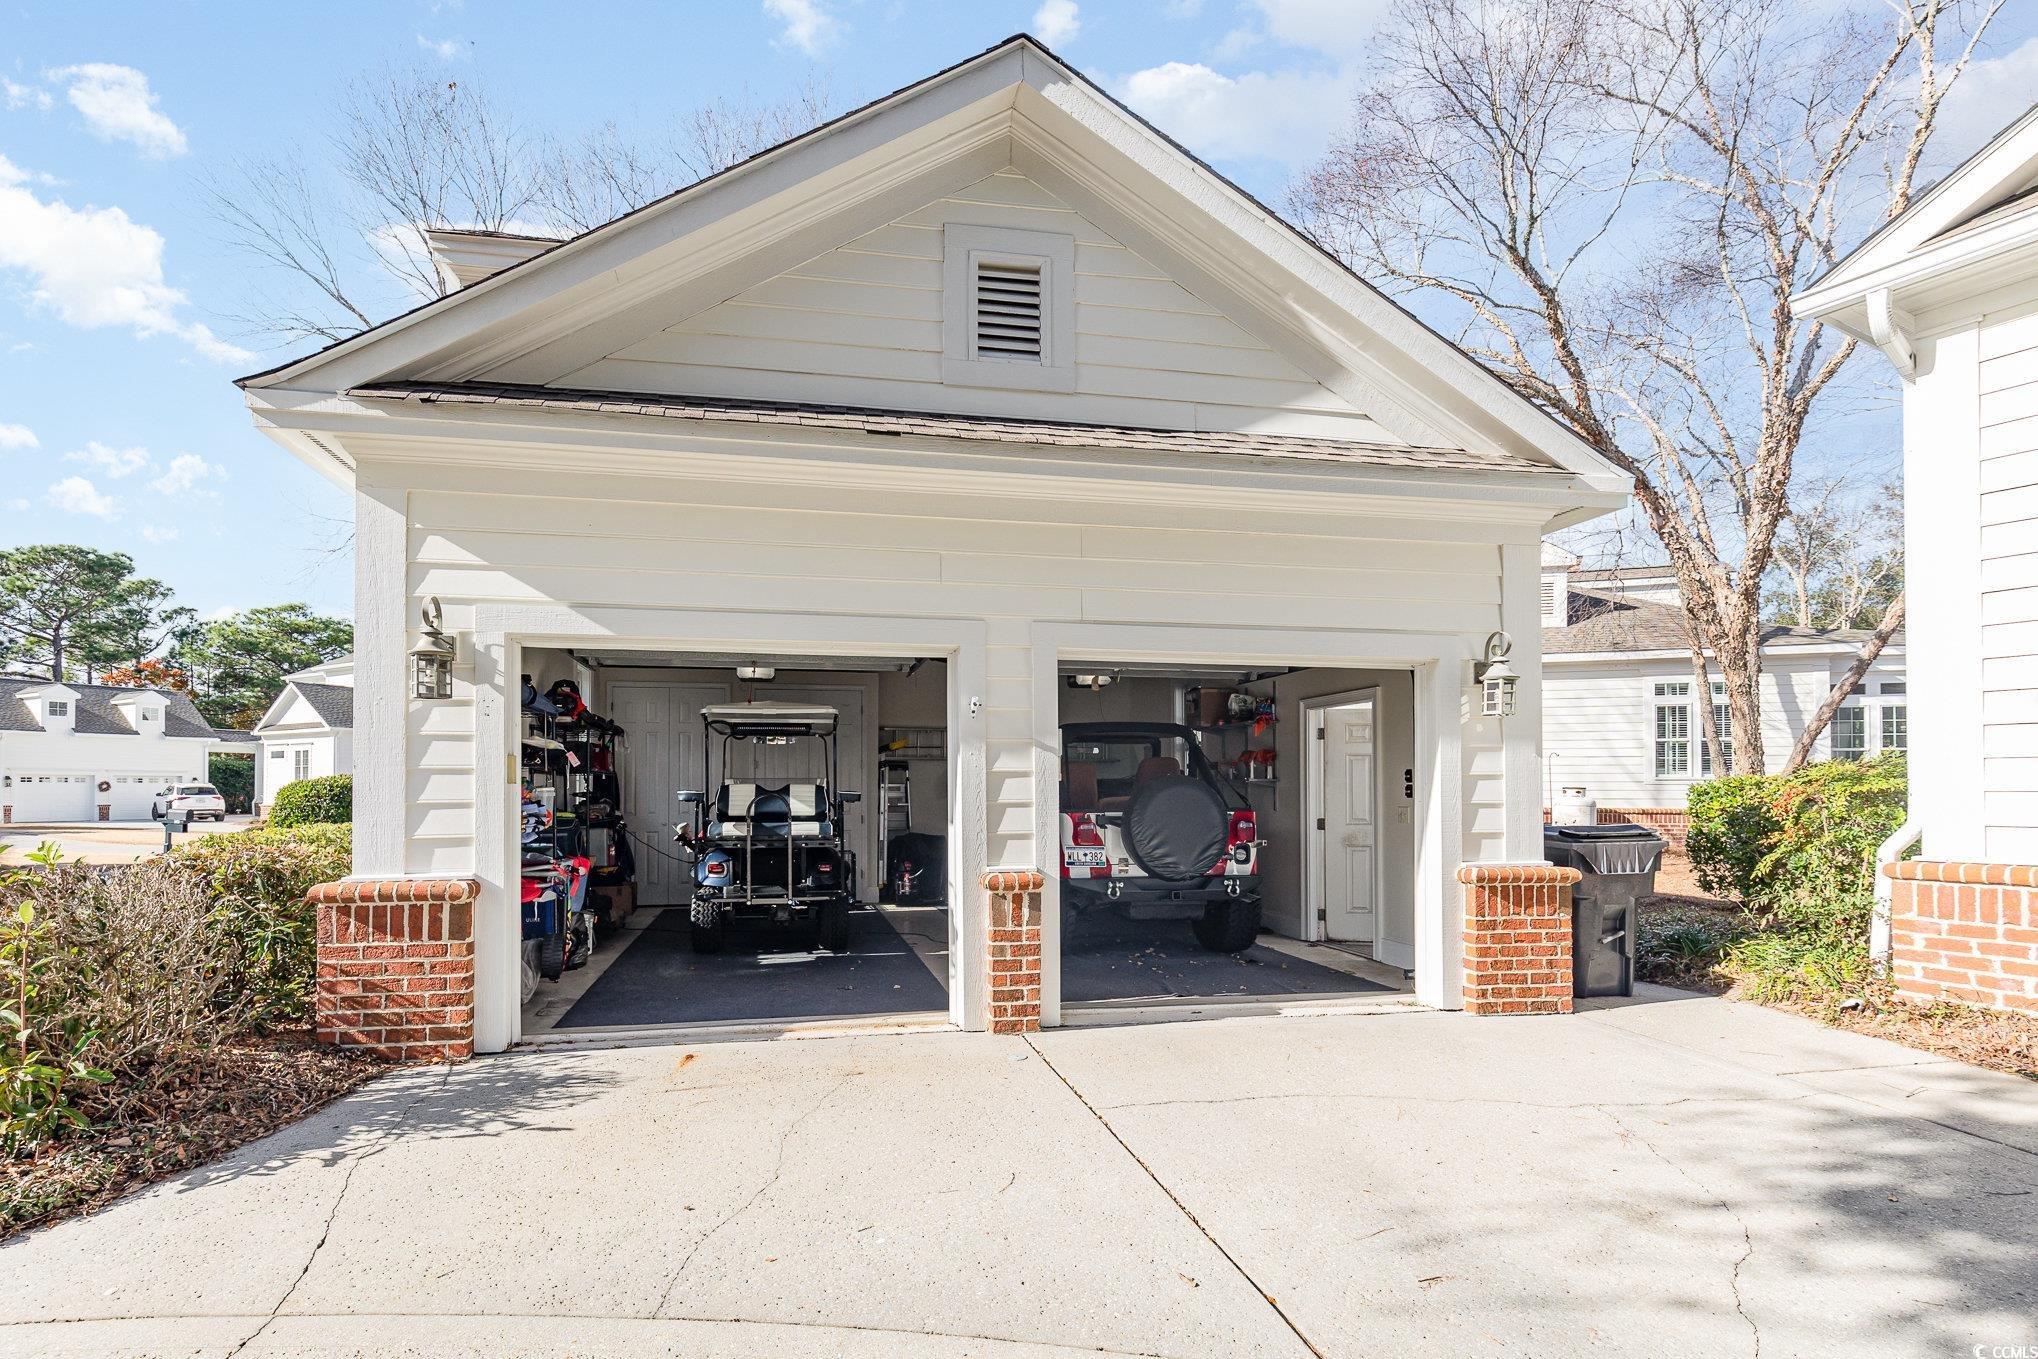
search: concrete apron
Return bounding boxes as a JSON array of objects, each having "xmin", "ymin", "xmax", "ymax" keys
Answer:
[{"xmin": 3, "ymin": 990, "xmax": 2035, "ymax": 1358}]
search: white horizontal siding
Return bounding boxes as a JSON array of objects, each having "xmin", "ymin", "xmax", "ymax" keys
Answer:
[
  {"xmin": 393, "ymin": 457, "xmax": 1513, "ymax": 874},
  {"xmin": 1981, "ymin": 306, "xmax": 2038, "ymax": 853},
  {"xmin": 555, "ymin": 169, "xmax": 1392, "ymax": 441}
]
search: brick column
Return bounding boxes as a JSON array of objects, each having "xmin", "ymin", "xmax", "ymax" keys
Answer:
[
  {"xmin": 1884, "ymin": 861, "xmax": 2038, "ymax": 1014},
  {"xmin": 308, "ymin": 877, "xmax": 480, "ymax": 1062},
  {"xmin": 97, "ymin": 804, "xmax": 110, "ymax": 823},
  {"xmin": 1456, "ymin": 863, "xmax": 1580, "ymax": 1015},
  {"xmin": 984, "ymin": 869, "xmax": 1043, "ymax": 1034}
]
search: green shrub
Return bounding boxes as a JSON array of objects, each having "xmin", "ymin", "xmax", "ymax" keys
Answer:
[
  {"xmin": 175, "ymin": 823, "xmax": 352, "ymax": 1029},
  {"xmin": 268, "ymin": 774, "xmax": 352, "ymax": 828},
  {"xmin": 207, "ymin": 753, "xmax": 253, "ymax": 814},
  {"xmin": 1685, "ymin": 755, "xmax": 1907, "ymax": 919}
]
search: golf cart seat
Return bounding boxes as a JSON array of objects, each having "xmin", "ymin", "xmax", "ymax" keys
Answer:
[{"xmin": 711, "ymin": 781, "xmax": 831, "ymax": 838}]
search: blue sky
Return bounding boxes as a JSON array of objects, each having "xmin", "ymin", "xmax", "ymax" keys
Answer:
[{"xmin": 3, "ymin": 0, "xmax": 2034, "ymax": 622}]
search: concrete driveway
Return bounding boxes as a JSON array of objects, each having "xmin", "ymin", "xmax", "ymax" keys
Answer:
[
  {"xmin": 3, "ymin": 988, "xmax": 2034, "ymax": 1357},
  {"xmin": 0, "ymin": 815, "xmax": 257, "ymax": 865}
]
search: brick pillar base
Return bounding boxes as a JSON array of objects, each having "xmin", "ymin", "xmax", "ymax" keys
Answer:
[
  {"xmin": 1456, "ymin": 863, "xmax": 1580, "ymax": 1015},
  {"xmin": 2, "ymin": 805, "xmax": 11, "ymax": 824},
  {"xmin": 984, "ymin": 869, "xmax": 1043, "ymax": 1034},
  {"xmin": 1884, "ymin": 861, "xmax": 2038, "ymax": 1014},
  {"xmin": 97, "ymin": 804, "xmax": 110, "ymax": 823},
  {"xmin": 308, "ymin": 877, "xmax": 480, "ymax": 1062}
]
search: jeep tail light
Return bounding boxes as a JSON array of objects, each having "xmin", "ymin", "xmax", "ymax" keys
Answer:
[
  {"xmin": 1228, "ymin": 812, "xmax": 1256, "ymax": 845},
  {"xmin": 1071, "ymin": 814, "xmax": 1104, "ymax": 848}
]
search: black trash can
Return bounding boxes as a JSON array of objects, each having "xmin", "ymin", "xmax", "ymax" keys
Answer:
[{"xmin": 1543, "ymin": 823, "xmax": 1666, "ymax": 998}]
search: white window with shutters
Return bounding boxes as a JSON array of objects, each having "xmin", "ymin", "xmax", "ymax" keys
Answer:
[{"xmin": 941, "ymin": 223, "xmax": 1075, "ymax": 393}]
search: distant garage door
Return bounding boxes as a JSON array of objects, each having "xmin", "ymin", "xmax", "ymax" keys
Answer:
[
  {"xmin": 9, "ymin": 773, "xmax": 96, "ymax": 822},
  {"xmin": 106, "ymin": 775, "xmax": 161, "ymax": 821}
]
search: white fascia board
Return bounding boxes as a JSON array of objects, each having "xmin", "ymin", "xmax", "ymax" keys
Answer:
[
  {"xmin": 1793, "ymin": 106, "xmax": 2038, "ymax": 329},
  {"xmin": 258, "ymin": 390, "xmax": 1625, "ymax": 524},
  {"xmin": 1545, "ymin": 640, "xmax": 1890, "ymax": 665},
  {"xmin": 238, "ymin": 48, "xmax": 1033, "ymax": 397},
  {"xmin": 250, "ymin": 683, "xmax": 303, "ymax": 734}
]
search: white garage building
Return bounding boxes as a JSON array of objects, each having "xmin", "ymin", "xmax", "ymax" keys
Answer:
[
  {"xmin": 0, "ymin": 678, "xmax": 234, "ymax": 823},
  {"xmin": 241, "ymin": 37, "xmax": 1629, "ymax": 1058}
]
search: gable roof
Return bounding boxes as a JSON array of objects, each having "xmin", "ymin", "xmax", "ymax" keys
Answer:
[
  {"xmin": 0, "ymin": 679, "xmax": 225, "ymax": 739},
  {"xmin": 1792, "ymin": 103, "xmax": 2038, "ymax": 357},
  {"xmin": 1544, "ymin": 588, "xmax": 1902, "ymax": 658},
  {"xmin": 255, "ymin": 680, "xmax": 354, "ymax": 733},
  {"xmin": 239, "ymin": 34, "xmax": 1626, "ymax": 497}
]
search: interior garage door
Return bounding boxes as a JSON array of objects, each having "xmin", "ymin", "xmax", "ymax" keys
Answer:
[
  {"xmin": 611, "ymin": 681, "xmax": 728, "ymax": 906},
  {"xmin": 106, "ymin": 775, "xmax": 162, "ymax": 821},
  {"xmin": 9, "ymin": 773, "xmax": 96, "ymax": 822}
]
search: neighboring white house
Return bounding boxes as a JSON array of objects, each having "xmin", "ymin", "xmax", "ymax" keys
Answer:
[
  {"xmin": 0, "ymin": 678, "xmax": 240, "ymax": 823},
  {"xmin": 1792, "ymin": 103, "xmax": 2038, "ymax": 1014},
  {"xmin": 1541, "ymin": 547, "xmax": 1906, "ymax": 814},
  {"xmin": 239, "ymin": 35, "xmax": 1632, "ymax": 1057},
  {"xmin": 252, "ymin": 654, "xmax": 354, "ymax": 812}
]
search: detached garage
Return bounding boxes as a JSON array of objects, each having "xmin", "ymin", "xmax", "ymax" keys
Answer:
[{"xmin": 242, "ymin": 36, "xmax": 1627, "ymax": 1059}]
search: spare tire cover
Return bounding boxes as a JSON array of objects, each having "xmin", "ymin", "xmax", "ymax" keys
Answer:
[{"xmin": 1124, "ymin": 776, "xmax": 1229, "ymax": 882}]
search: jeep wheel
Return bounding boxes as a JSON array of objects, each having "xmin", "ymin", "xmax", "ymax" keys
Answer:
[
  {"xmin": 1193, "ymin": 895, "xmax": 1260, "ymax": 953},
  {"xmin": 817, "ymin": 898, "xmax": 851, "ymax": 954},
  {"xmin": 688, "ymin": 898, "xmax": 725, "ymax": 954}
]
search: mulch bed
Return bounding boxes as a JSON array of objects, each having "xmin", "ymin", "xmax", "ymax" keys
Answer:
[{"xmin": 1, "ymin": 1033, "xmax": 387, "ymax": 1240}]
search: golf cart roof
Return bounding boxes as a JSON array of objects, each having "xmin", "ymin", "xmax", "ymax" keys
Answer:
[
  {"xmin": 1061, "ymin": 721, "xmax": 1195, "ymax": 738},
  {"xmin": 701, "ymin": 702, "xmax": 840, "ymax": 735}
]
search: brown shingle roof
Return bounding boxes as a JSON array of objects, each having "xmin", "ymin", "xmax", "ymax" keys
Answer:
[
  {"xmin": 348, "ymin": 381, "xmax": 1568, "ymax": 478},
  {"xmin": 1543, "ymin": 587, "xmax": 1902, "ymax": 656}
]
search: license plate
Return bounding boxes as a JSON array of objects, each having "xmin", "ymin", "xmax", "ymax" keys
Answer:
[{"xmin": 1064, "ymin": 848, "xmax": 1107, "ymax": 866}]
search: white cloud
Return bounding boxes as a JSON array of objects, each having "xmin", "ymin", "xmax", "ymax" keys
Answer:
[
  {"xmin": 1926, "ymin": 37, "xmax": 2038, "ymax": 176},
  {"xmin": 2, "ymin": 498, "xmax": 27, "ymax": 512},
  {"xmin": 1250, "ymin": 0, "xmax": 1392, "ymax": 59},
  {"xmin": 1034, "ymin": 0, "xmax": 1081, "ymax": 45},
  {"xmin": 46, "ymin": 475, "xmax": 117, "ymax": 518},
  {"xmin": 139, "ymin": 524, "xmax": 179, "ymax": 544},
  {"xmin": 763, "ymin": 0, "xmax": 839, "ymax": 55},
  {"xmin": 46, "ymin": 64, "xmax": 187, "ymax": 158},
  {"xmin": 3, "ymin": 77, "xmax": 52, "ymax": 111},
  {"xmin": 1113, "ymin": 61, "xmax": 1357, "ymax": 167},
  {"xmin": 149, "ymin": 452, "xmax": 221, "ymax": 496},
  {"xmin": 65, "ymin": 440, "xmax": 150, "ymax": 477},
  {"xmin": 416, "ymin": 34, "xmax": 467, "ymax": 60},
  {"xmin": 0, "ymin": 423, "xmax": 37, "ymax": 450},
  {"xmin": 0, "ymin": 153, "xmax": 250, "ymax": 362}
]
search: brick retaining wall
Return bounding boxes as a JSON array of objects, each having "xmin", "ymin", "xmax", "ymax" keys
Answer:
[{"xmin": 1884, "ymin": 861, "xmax": 2038, "ymax": 1015}]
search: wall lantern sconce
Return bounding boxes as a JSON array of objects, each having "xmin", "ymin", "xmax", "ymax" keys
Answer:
[
  {"xmin": 1473, "ymin": 630, "xmax": 1519, "ymax": 718},
  {"xmin": 410, "ymin": 597, "xmax": 456, "ymax": 701}
]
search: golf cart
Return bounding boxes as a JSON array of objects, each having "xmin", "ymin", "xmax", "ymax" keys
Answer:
[{"xmin": 677, "ymin": 702, "xmax": 861, "ymax": 954}]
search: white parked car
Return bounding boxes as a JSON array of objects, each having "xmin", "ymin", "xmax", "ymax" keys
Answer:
[{"xmin": 153, "ymin": 784, "xmax": 227, "ymax": 822}]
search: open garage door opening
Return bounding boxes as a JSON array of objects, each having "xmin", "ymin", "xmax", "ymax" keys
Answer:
[
  {"xmin": 1054, "ymin": 661, "xmax": 1416, "ymax": 1019},
  {"xmin": 518, "ymin": 645, "xmax": 953, "ymax": 1040}
]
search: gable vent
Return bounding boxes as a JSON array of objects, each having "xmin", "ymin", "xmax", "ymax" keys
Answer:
[{"xmin": 973, "ymin": 260, "xmax": 1044, "ymax": 362}]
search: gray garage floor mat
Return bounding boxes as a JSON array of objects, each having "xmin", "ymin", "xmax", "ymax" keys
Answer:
[
  {"xmin": 1062, "ymin": 915, "xmax": 1394, "ymax": 1005},
  {"xmin": 556, "ymin": 904, "xmax": 948, "ymax": 1028}
]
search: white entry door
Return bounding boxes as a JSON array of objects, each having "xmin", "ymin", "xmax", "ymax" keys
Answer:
[
  {"xmin": 609, "ymin": 681, "xmax": 727, "ymax": 906},
  {"xmin": 1321, "ymin": 700, "xmax": 1378, "ymax": 943}
]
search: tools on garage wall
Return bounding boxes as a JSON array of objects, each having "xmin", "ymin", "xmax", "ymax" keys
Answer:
[{"xmin": 519, "ymin": 675, "xmax": 637, "ymax": 1000}]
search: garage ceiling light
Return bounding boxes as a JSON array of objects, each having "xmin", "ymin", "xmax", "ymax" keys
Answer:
[
  {"xmin": 1066, "ymin": 673, "xmax": 1115, "ymax": 691},
  {"xmin": 735, "ymin": 665, "xmax": 777, "ymax": 682}
]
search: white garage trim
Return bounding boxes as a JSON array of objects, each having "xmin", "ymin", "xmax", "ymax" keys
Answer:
[
  {"xmin": 449, "ymin": 603, "xmax": 989, "ymax": 1053},
  {"xmin": 1027, "ymin": 620, "xmax": 1472, "ymax": 1020}
]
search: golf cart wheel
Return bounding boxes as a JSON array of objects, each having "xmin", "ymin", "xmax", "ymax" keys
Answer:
[
  {"xmin": 1193, "ymin": 895, "xmax": 1260, "ymax": 954},
  {"xmin": 566, "ymin": 913, "xmax": 595, "ymax": 970},
  {"xmin": 688, "ymin": 898, "xmax": 725, "ymax": 954},
  {"xmin": 818, "ymin": 898, "xmax": 851, "ymax": 954},
  {"xmin": 539, "ymin": 930, "xmax": 565, "ymax": 980}
]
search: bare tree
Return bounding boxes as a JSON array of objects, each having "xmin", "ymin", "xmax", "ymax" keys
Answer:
[
  {"xmin": 1767, "ymin": 476, "xmax": 1903, "ymax": 629},
  {"xmin": 1292, "ymin": 0, "xmax": 1996, "ymax": 773},
  {"xmin": 206, "ymin": 68, "xmax": 836, "ymax": 344}
]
